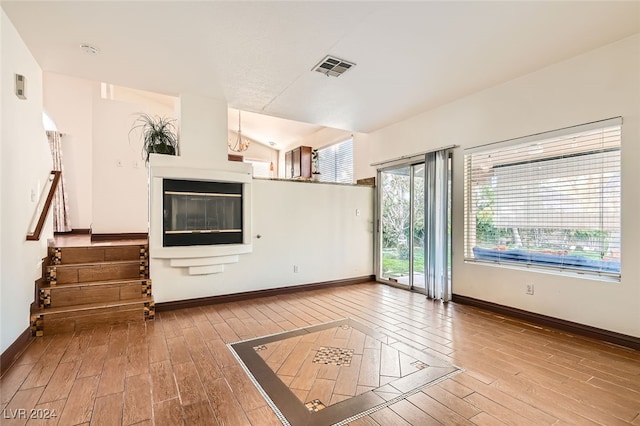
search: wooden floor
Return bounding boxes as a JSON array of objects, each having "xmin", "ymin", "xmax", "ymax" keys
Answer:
[{"xmin": 1, "ymin": 282, "xmax": 639, "ymax": 425}]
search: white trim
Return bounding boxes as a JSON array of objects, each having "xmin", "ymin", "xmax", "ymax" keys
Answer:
[
  {"xmin": 464, "ymin": 259, "xmax": 621, "ymax": 283},
  {"xmin": 165, "ymin": 191, "xmax": 241, "ymax": 198},
  {"xmin": 371, "ymin": 144, "xmax": 457, "ymax": 169},
  {"xmin": 465, "ymin": 116, "xmax": 622, "ymax": 154}
]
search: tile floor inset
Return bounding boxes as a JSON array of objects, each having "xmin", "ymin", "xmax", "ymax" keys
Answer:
[
  {"xmin": 304, "ymin": 399, "xmax": 327, "ymax": 413},
  {"xmin": 311, "ymin": 346, "xmax": 354, "ymax": 367},
  {"xmin": 229, "ymin": 318, "xmax": 461, "ymax": 426}
]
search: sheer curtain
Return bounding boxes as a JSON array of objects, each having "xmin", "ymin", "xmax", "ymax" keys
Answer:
[
  {"xmin": 46, "ymin": 131, "xmax": 72, "ymax": 232},
  {"xmin": 424, "ymin": 149, "xmax": 451, "ymax": 301}
]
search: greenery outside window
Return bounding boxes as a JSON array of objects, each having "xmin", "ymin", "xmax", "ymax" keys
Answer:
[{"xmin": 464, "ymin": 118, "xmax": 621, "ymax": 279}]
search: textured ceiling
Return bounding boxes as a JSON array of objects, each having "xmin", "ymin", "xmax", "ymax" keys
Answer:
[{"xmin": 2, "ymin": 1, "xmax": 639, "ymax": 135}]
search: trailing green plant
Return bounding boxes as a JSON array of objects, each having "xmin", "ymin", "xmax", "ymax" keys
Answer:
[
  {"xmin": 129, "ymin": 113, "xmax": 178, "ymax": 163},
  {"xmin": 311, "ymin": 149, "xmax": 320, "ymax": 174}
]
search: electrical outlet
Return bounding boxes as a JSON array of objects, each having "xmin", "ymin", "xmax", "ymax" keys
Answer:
[
  {"xmin": 356, "ymin": 209, "xmax": 361, "ymax": 216},
  {"xmin": 293, "ymin": 265, "xmax": 299, "ymax": 273},
  {"xmin": 526, "ymin": 283, "xmax": 534, "ymax": 295}
]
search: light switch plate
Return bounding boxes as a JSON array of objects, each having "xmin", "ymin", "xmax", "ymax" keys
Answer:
[{"xmin": 15, "ymin": 74, "xmax": 26, "ymax": 99}]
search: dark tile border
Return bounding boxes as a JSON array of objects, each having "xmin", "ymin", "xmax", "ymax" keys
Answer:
[
  {"xmin": 452, "ymin": 294, "xmax": 640, "ymax": 350},
  {"xmin": 0, "ymin": 327, "xmax": 33, "ymax": 378},
  {"xmin": 156, "ymin": 276, "xmax": 375, "ymax": 312},
  {"xmin": 229, "ymin": 318, "xmax": 461, "ymax": 426}
]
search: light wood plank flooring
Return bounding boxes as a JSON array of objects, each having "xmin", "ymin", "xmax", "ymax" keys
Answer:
[
  {"xmin": 2, "ymin": 282, "xmax": 639, "ymax": 425},
  {"xmin": 50, "ymin": 235, "xmax": 148, "ymax": 248}
]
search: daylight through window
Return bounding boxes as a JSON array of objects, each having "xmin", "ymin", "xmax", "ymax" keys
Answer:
[
  {"xmin": 318, "ymin": 138, "xmax": 353, "ymax": 184},
  {"xmin": 464, "ymin": 118, "xmax": 621, "ymax": 278}
]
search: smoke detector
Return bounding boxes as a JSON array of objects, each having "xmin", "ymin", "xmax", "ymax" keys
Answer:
[{"xmin": 312, "ymin": 55, "xmax": 355, "ymax": 77}]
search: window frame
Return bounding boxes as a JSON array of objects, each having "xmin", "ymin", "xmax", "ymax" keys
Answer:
[
  {"xmin": 463, "ymin": 117, "xmax": 622, "ymax": 281},
  {"xmin": 317, "ymin": 138, "xmax": 354, "ymax": 184},
  {"xmin": 245, "ymin": 159, "xmax": 273, "ymax": 179}
]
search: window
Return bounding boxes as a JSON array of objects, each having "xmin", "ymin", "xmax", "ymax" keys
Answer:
[
  {"xmin": 317, "ymin": 138, "xmax": 353, "ymax": 184},
  {"xmin": 246, "ymin": 160, "xmax": 272, "ymax": 179},
  {"xmin": 464, "ymin": 118, "xmax": 621, "ymax": 278}
]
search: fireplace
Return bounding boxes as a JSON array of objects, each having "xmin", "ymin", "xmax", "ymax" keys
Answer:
[
  {"xmin": 149, "ymin": 153, "xmax": 253, "ymax": 276},
  {"xmin": 163, "ymin": 178, "xmax": 243, "ymax": 247}
]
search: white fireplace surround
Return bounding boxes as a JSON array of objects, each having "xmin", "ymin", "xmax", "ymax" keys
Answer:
[{"xmin": 149, "ymin": 153, "xmax": 253, "ymax": 275}]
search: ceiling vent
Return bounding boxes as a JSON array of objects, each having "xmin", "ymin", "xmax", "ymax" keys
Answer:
[{"xmin": 312, "ymin": 55, "xmax": 355, "ymax": 77}]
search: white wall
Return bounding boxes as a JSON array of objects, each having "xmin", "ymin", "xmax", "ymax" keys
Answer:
[
  {"xmin": 91, "ymin": 98, "xmax": 151, "ymax": 233},
  {"xmin": 179, "ymin": 93, "xmax": 228, "ymax": 162},
  {"xmin": 1, "ymin": 9, "xmax": 53, "ymax": 353},
  {"xmin": 353, "ymin": 133, "xmax": 374, "ymax": 181},
  {"xmin": 44, "ymin": 75, "xmax": 176, "ymax": 234},
  {"xmin": 149, "ymin": 94, "xmax": 374, "ymax": 302},
  {"xmin": 364, "ymin": 35, "xmax": 640, "ymax": 337},
  {"xmin": 298, "ymin": 127, "xmax": 353, "ymax": 150},
  {"xmin": 152, "ymin": 179, "xmax": 374, "ymax": 302},
  {"xmin": 43, "ymin": 73, "xmax": 93, "ymax": 229}
]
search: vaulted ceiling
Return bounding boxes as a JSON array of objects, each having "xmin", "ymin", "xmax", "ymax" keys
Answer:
[{"xmin": 3, "ymin": 1, "xmax": 639, "ymax": 135}]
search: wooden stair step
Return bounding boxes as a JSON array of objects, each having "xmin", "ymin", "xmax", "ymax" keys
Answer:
[
  {"xmin": 32, "ymin": 297, "xmax": 151, "ymax": 314},
  {"xmin": 49, "ymin": 244, "xmax": 147, "ymax": 265},
  {"xmin": 31, "ymin": 298, "xmax": 154, "ymax": 336},
  {"xmin": 47, "ymin": 260, "xmax": 147, "ymax": 285},
  {"xmin": 39, "ymin": 279, "xmax": 152, "ymax": 309},
  {"xmin": 40, "ymin": 277, "xmax": 150, "ymax": 289}
]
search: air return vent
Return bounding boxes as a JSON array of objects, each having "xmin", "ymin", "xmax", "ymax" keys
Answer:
[{"xmin": 312, "ymin": 55, "xmax": 356, "ymax": 77}]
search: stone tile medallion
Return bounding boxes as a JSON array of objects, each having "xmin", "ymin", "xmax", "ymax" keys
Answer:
[{"xmin": 312, "ymin": 346, "xmax": 354, "ymax": 366}]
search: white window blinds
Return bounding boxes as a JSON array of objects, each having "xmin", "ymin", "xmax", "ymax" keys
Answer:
[
  {"xmin": 464, "ymin": 118, "xmax": 621, "ymax": 278},
  {"xmin": 318, "ymin": 138, "xmax": 353, "ymax": 184}
]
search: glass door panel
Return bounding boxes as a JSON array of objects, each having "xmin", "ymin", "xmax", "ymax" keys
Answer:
[
  {"xmin": 412, "ymin": 164, "xmax": 425, "ymax": 290},
  {"xmin": 377, "ymin": 150, "xmax": 452, "ymax": 298},
  {"xmin": 380, "ymin": 166, "xmax": 411, "ymax": 286}
]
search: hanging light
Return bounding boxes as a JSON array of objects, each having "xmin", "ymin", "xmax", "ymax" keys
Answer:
[
  {"xmin": 269, "ymin": 141, "xmax": 276, "ymax": 173},
  {"xmin": 228, "ymin": 111, "xmax": 251, "ymax": 153}
]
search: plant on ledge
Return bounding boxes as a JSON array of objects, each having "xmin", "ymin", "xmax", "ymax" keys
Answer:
[
  {"xmin": 311, "ymin": 149, "xmax": 321, "ymax": 181},
  {"xmin": 130, "ymin": 113, "xmax": 179, "ymax": 163}
]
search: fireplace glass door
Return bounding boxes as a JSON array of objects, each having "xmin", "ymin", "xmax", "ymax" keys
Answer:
[{"xmin": 163, "ymin": 179, "xmax": 243, "ymax": 246}]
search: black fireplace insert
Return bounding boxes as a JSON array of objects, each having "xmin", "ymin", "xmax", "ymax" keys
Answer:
[{"xmin": 163, "ymin": 179, "xmax": 243, "ymax": 247}]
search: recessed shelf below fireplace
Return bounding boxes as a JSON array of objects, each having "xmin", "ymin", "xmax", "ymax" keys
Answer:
[{"xmin": 169, "ymin": 255, "xmax": 239, "ymax": 268}]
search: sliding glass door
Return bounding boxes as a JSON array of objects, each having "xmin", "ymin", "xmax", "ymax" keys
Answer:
[
  {"xmin": 377, "ymin": 150, "xmax": 452, "ymax": 300},
  {"xmin": 378, "ymin": 164, "xmax": 425, "ymax": 290}
]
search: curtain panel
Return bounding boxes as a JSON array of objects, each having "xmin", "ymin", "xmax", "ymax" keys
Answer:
[
  {"xmin": 46, "ymin": 131, "xmax": 72, "ymax": 232},
  {"xmin": 424, "ymin": 149, "xmax": 451, "ymax": 301}
]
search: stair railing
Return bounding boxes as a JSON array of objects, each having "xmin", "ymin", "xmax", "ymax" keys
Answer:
[{"xmin": 26, "ymin": 170, "xmax": 61, "ymax": 241}]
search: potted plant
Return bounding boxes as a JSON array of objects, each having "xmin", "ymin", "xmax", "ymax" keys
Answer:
[
  {"xmin": 129, "ymin": 113, "xmax": 179, "ymax": 163},
  {"xmin": 311, "ymin": 149, "xmax": 321, "ymax": 181}
]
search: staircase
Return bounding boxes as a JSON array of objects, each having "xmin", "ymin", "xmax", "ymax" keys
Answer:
[{"xmin": 30, "ymin": 244, "xmax": 154, "ymax": 336}]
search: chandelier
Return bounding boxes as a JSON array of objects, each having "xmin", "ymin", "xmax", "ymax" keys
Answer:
[{"xmin": 228, "ymin": 110, "xmax": 251, "ymax": 153}]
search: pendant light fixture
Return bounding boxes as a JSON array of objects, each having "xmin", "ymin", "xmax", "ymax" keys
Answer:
[{"xmin": 228, "ymin": 110, "xmax": 251, "ymax": 153}]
